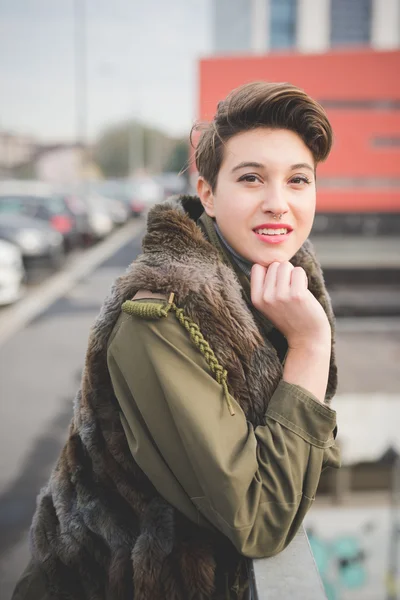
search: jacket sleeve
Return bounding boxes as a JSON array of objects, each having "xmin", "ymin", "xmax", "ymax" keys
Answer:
[{"xmin": 107, "ymin": 304, "xmax": 340, "ymax": 559}]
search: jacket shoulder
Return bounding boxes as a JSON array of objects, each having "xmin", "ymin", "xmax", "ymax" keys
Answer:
[
  {"xmin": 122, "ymin": 289, "xmax": 173, "ymax": 320},
  {"xmin": 132, "ymin": 289, "xmax": 169, "ymax": 302}
]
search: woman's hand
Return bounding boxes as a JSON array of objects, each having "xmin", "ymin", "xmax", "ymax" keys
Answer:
[{"xmin": 250, "ymin": 262, "xmax": 331, "ymax": 350}]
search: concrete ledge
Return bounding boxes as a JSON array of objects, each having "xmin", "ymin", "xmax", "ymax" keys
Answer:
[{"xmin": 249, "ymin": 526, "xmax": 326, "ymax": 599}]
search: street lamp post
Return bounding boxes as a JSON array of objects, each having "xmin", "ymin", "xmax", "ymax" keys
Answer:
[
  {"xmin": 74, "ymin": 0, "xmax": 87, "ymax": 180},
  {"xmin": 129, "ymin": 91, "xmax": 145, "ymax": 177}
]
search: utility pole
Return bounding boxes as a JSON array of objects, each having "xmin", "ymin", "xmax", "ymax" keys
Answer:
[
  {"xmin": 129, "ymin": 88, "xmax": 145, "ymax": 177},
  {"xmin": 74, "ymin": 0, "xmax": 87, "ymax": 181},
  {"xmin": 129, "ymin": 121, "xmax": 145, "ymax": 176},
  {"xmin": 129, "ymin": 121, "xmax": 135, "ymax": 177}
]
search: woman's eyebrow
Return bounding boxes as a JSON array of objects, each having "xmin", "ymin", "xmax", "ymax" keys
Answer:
[
  {"xmin": 231, "ymin": 161, "xmax": 264, "ymax": 173},
  {"xmin": 231, "ymin": 161, "xmax": 315, "ymax": 174},
  {"xmin": 290, "ymin": 162, "xmax": 314, "ymax": 173}
]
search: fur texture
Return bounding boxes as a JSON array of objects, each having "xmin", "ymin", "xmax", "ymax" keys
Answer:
[{"xmin": 29, "ymin": 196, "xmax": 337, "ymax": 599}]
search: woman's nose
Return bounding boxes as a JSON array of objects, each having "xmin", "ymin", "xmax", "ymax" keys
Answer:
[{"xmin": 260, "ymin": 187, "xmax": 289, "ymax": 215}]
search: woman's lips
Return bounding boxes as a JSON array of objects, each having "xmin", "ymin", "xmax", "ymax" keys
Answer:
[{"xmin": 253, "ymin": 230, "xmax": 293, "ymax": 245}]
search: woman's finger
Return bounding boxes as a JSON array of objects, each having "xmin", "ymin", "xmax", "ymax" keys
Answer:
[
  {"xmin": 263, "ymin": 261, "xmax": 280, "ymax": 299},
  {"xmin": 275, "ymin": 262, "xmax": 294, "ymax": 299},
  {"xmin": 250, "ymin": 264, "xmax": 267, "ymax": 307},
  {"xmin": 290, "ymin": 266, "xmax": 308, "ymax": 296}
]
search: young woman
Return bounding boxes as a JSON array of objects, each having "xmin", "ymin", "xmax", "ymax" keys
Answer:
[{"xmin": 13, "ymin": 81, "xmax": 340, "ymax": 600}]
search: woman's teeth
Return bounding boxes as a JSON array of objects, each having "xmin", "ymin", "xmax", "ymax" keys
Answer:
[{"xmin": 255, "ymin": 228, "xmax": 289, "ymax": 235}]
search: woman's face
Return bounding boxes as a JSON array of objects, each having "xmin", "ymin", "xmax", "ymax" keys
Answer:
[{"xmin": 197, "ymin": 128, "xmax": 316, "ymax": 266}]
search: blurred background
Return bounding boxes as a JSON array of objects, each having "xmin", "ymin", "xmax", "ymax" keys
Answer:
[{"xmin": 0, "ymin": 1, "xmax": 399, "ymax": 599}]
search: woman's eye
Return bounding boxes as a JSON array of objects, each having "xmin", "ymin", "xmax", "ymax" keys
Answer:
[
  {"xmin": 238, "ymin": 174, "xmax": 262, "ymax": 183},
  {"xmin": 290, "ymin": 175, "xmax": 311, "ymax": 185}
]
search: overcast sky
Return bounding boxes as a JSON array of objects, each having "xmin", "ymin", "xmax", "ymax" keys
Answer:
[{"xmin": 0, "ymin": 0, "xmax": 212, "ymax": 142}]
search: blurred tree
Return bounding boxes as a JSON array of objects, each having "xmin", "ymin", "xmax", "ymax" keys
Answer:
[
  {"xmin": 93, "ymin": 122, "xmax": 131, "ymax": 177},
  {"xmin": 93, "ymin": 121, "xmax": 177, "ymax": 177},
  {"xmin": 11, "ymin": 160, "xmax": 36, "ymax": 179},
  {"xmin": 164, "ymin": 139, "xmax": 189, "ymax": 173}
]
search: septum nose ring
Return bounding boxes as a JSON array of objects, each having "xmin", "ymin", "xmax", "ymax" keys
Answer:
[{"xmin": 272, "ymin": 213, "xmax": 283, "ymax": 220}]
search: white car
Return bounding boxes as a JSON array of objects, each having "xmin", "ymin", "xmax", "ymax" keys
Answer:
[
  {"xmin": 0, "ymin": 239, "xmax": 25, "ymax": 305},
  {"xmin": 129, "ymin": 177, "xmax": 164, "ymax": 206},
  {"xmin": 83, "ymin": 194, "xmax": 115, "ymax": 240}
]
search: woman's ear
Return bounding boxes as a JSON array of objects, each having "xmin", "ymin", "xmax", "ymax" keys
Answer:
[{"xmin": 197, "ymin": 177, "xmax": 216, "ymax": 218}]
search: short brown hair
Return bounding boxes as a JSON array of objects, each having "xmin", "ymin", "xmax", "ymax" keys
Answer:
[{"xmin": 192, "ymin": 81, "xmax": 333, "ymax": 191}]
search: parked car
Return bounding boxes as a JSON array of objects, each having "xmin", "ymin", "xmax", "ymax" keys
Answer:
[
  {"xmin": 54, "ymin": 185, "xmax": 109, "ymax": 247},
  {"xmin": 128, "ymin": 176, "xmax": 164, "ymax": 210},
  {"xmin": 0, "ymin": 214, "xmax": 65, "ymax": 270},
  {"xmin": 101, "ymin": 194, "xmax": 131, "ymax": 226},
  {"xmin": 92, "ymin": 179, "xmax": 161, "ymax": 218},
  {"xmin": 114, "ymin": 192, "xmax": 146, "ymax": 218},
  {"xmin": 0, "ymin": 183, "xmax": 82, "ymax": 251},
  {"xmin": 0, "ymin": 239, "xmax": 24, "ymax": 306},
  {"xmin": 154, "ymin": 172, "xmax": 188, "ymax": 200},
  {"xmin": 55, "ymin": 185, "xmax": 124, "ymax": 240},
  {"xmin": 81, "ymin": 194, "xmax": 115, "ymax": 240},
  {"xmin": 61, "ymin": 193, "xmax": 94, "ymax": 247}
]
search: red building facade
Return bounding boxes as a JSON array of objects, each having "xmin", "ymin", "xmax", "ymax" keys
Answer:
[{"xmin": 198, "ymin": 49, "xmax": 400, "ymax": 218}]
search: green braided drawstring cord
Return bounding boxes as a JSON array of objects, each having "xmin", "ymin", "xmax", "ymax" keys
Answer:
[
  {"xmin": 122, "ymin": 299, "xmax": 173, "ymax": 320},
  {"xmin": 122, "ymin": 294, "xmax": 235, "ymax": 416},
  {"xmin": 172, "ymin": 304, "xmax": 235, "ymax": 416}
]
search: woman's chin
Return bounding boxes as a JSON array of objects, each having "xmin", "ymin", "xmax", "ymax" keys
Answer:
[
  {"xmin": 249, "ymin": 248, "xmax": 292, "ymax": 267},
  {"xmin": 248, "ymin": 238, "xmax": 305, "ymax": 267}
]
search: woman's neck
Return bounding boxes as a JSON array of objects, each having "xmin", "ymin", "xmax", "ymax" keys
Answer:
[{"xmin": 214, "ymin": 221, "xmax": 253, "ymax": 278}]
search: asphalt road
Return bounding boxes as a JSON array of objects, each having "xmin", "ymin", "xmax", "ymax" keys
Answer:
[
  {"xmin": 0, "ymin": 231, "xmax": 143, "ymax": 599},
  {"xmin": 0, "ymin": 229, "xmax": 399, "ymax": 599}
]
